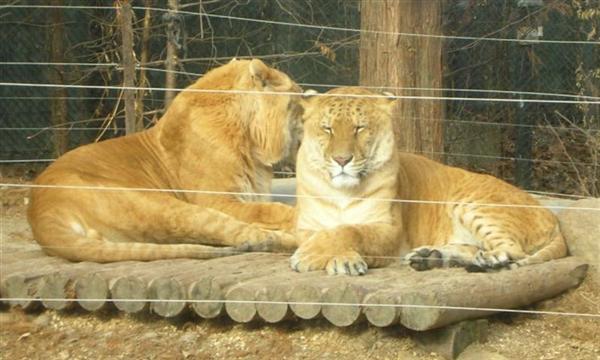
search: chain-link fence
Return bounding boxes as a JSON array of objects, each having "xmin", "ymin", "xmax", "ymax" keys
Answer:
[{"xmin": 1, "ymin": 0, "xmax": 598, "ymax": 196}]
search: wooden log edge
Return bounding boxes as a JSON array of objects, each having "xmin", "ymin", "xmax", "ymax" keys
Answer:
[
  {"xmin": 188, "ymin": 276, "xmax": 224, "ymax": 319},
  {"xmin": 225, "ymin": 286, "xmax": 259, "ymax": 323},
  {"xmin": 288, "ymin": 283, "xmax": 322, "ymax": 320},
  {"xmin": 1, "ymin": 274, "xmax": 42, "ymax": 310},
  {"xmin": 255, "ymin": 285, "xmax": 291, "ymax": 323},
  {"xmin": 75, "ymin": 273, "xmax": 110, "ymax": 312},
  {"xmin": 147, "ymin": 277, "xmax": 187, "ymax": 318},
  {"xmin": 400, "ymin": 257, "xmax": 588, "ymax": 331},
  {"xmin": 363, "ymin": 291, "xmax": 401, "ymax": 327},
  {"xmin": 38, "ymin": 273, "xmax": 76, "ymax": 310},
  {"xmin": 321, "ymin": 283, "xmax": 363, "ymax": 327},
  {"xmin": 110, "ymin": 275, "xmax": 148, "ymax": 314}
]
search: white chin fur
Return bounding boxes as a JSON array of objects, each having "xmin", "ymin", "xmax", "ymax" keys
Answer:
[{"xmin": 331, "ymin": 174, "xmax": 360, "ymax": 188}]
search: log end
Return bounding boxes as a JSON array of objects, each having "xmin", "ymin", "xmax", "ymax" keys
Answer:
[
  {"xmin": 570, "ymin": 263, "xmax": 589, "ymax": 286},
  {"xmin": 288, "ymin": 283, "xmax": 321, "ymax": 320},
  {"xmin": 110, "ymin": 275, "xmax": 147, "ymax": 313},
  {"xmin": 225, "ymin": 286, "xmax": 258, "ymax": 323},
  {"xmin": 256, "ymin": 286, "xmax": 289, "ymax": 323},
  {"xmin": 322, "ymin": 283, "xmax": 362, "ymax": 327},
  {"xmin": 364, "ymin": 292, "xmax": 400, "ymax": 327},
  {"xmin": 75, "ymin": 273, "xmax": 109, "ymax": 312},
  {"xmin": 400, "ymin": 291, "xmax": 444, "ymax": 331},
  {"xmin": 188, "ymin": 277, "xmax": 224, "ymax": 319},
  {"xmin": 39, "ymin": 273, "xmax": 73, "ymax": 310},
  {"xmin": 1, "ymin": 275, "xmax": 39, "ymax": 310},
  {"xmin": 148, "ymin": 277, "xmax": 186, "ymax": 318}
]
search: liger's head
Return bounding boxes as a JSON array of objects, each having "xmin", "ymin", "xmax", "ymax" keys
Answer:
[{"xmin": 300, "ymin": 87, "xmax": 397, "ymax": 189}]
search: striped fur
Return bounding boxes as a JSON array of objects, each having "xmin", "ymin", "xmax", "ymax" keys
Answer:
[{"xmin": 291, "ymin": 87, "xmax": 567, "ymax": 275}]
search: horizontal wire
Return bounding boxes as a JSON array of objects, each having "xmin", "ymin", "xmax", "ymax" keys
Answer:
[
  {"xmin": 2, "ymin": 82, "xmax": 599, "ymax": 105},
  {"xmin": 0, "ymin": 96, "xmax": 121, "ymax": 101},
  {"xmin": 2, "ymin": 114, "xmax": 598, "ymax": 134},
  {"xmin": 170, "ymin": 52, "xmax": 323, "ymax": 64},
  {"xmin": 1, "ymin": 183, "xmax": 598, "ymax": 212},
  {"xmin": 0, "ymin": 170, "xmax": 586, "ymax": 201},
  {"xmin": 2, "ymin": 110, "xmax": 163, "ymax": 136},
  {"xmin": 0, "ymin": 244, "xmax": 577, "ymax": 267},
  {"xmin": 0, "ymin": 165, "xmax": 585, "ymax": 199},
  {"xmin": 135, "ymin": 66, "xmax": 203, "ymax": 77},
  {"xmin": 0, "ymin": 297, "xmax": 597, "ymax": 319},
  {"xmin": 430, "ymin": 118, "xmax": 599, "ymax": 133},
  {"xmin": 0, "ymin": 123, "xmax": 594, "ymax": 134},
  {"xmin": 4, "ymin": 4, "xmax": 600, "ymax": 45},
  {"xmin": 0, "ymin": 158, "xmax": 291, "ymax": 177},
  {"xmin": 420, "ymin": 150, "xmax": 595, "ymax": 167},
  {"xmin": 172, "ymin": 7, "xmax": 600, "ymax": 46},
  {"xmin": 4, "ymin": 62, "xmax": 600, "ymax": 102},
  {"xmin": 301, "ymin": 83, "xmax": 600, "ymax": 101},
  {"xmin": 525, "ymin": 190, "xmax": 589, "ymax": 199},
  {"xmin": 1, "ymin": 113, "xmax": 598, "ymax": 135},
  {"xmin": 0, "ymin": 159, "xmax": 55, "ymax": 163},
  {"xmin": 2, "ymin": 147, "xmax": 595, "ymax": 167},
  {"xmin": 0, "ymin": 128, "xmax": 124, "ymax": 131},
  {"xmin": 0, "ymin": 245, "xmax": 418, "ymax": 262},
  {"xmin": 0, "ymin": 61, "xmax": 118, "ymax": 67}
]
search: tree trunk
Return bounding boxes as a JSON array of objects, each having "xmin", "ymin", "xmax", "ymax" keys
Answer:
[
  {"xmin": 48, "ymin": 0, "xmax": 68, "ymax": 156},
  {"xmin": 359, "ymin": 0, "xmax": 444, "ymax": 159},
  {"xmin": 164, "ymin": 0, "xmax": 180, "ymax": 108},
  {"xmin": 118, "ymin": 0, "xmax": 139, "ymax": 134},
  {"xmin": 136, "ymin": 0, "xmax": 153, "ymax": 128}
]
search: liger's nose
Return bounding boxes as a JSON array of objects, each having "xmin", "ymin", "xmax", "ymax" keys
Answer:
[{"xmin": 333, "ymin": 155, "xmax": 353, "ymax": 167}]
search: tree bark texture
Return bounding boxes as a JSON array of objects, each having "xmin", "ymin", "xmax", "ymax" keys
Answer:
[
  {"xmin": 136, "ymin": 0, "xmax": 153, "ymax": 128},
  {"xmin": 360, "ymin": 0, "xmax": 444, "ymax": 159},
  {"xmin": 118, "ymin": 0, "xmax": 140, "ymax": 134},
  {"xmin": 48, "ymin": 0, "xmax": 69, "ymax": 156},
  {"xmin": 164, "ymin": 0, "xmax": 180, "ymax": 108}
]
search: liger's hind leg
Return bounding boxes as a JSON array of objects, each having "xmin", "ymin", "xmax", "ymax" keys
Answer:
[{"xmin": 473, "ymin": 237, "xmax": 527, "ymax": 270}]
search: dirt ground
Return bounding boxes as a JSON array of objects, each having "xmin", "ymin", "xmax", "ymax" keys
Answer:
[{"xmin": 1, "ymin": 168, "xmax": 599, "ymax": 360}]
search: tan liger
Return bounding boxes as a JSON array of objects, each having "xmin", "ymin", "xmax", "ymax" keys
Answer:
[
  {"xmin": 28, "ymin": 59, "xmax": 301, "ymax": 262},
  {"xmin": 291, "ymin": 87, "xmax": 567, "ymax": 275}
]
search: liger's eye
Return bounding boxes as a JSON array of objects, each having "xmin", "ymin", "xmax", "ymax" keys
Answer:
[
  {"xmin": 322, "ymin": 125, "xmax": 332, "ymax": 134},
  {"xmin": 354, "ymin": 125, "xmax": 365, "ymax": 134}
]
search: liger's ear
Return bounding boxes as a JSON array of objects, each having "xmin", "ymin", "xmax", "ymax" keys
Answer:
[
  {"xmin": 249, "ymin": 59, "xmax": 291, "ymax": 90},
  {"xmin": 302, "ymin": 89, "xmax": 319, "ymax": 98},
  {"xmin": 249, "ymin": 59, "xmax": 269, "ymax": 80},
  {"xmin": 299, "ymin": 89, "xmax": 319, "ymax": 123},
  {"xmin": 378, "ymin": 91, "xmax": 397, "ymax": 111},
  {"xmin": 299, "ymin": 89, "xmax": 318, "ymax": 107}
]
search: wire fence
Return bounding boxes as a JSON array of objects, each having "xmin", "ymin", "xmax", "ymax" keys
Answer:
[
  {"xmin": 1, "ymin": 1, "xmax": 598, "ymax": 197},
  {"xmin": 0, "ymin": 1, "xmax": 599, "ymax": 326}
]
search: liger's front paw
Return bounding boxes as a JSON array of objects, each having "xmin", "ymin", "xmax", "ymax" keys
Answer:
[
  {"xmin": 290, "ymin": 246, "xmax": 367, "ymax": 276},
  {"xmin": 289, "ymin": 244, "xmax": 329, "ymax": 273},
  {"xmin": 324, "ymin": 251, "xmax": 368, "ymax": 276},
  {"xmin": 289, "ymin": 228, "xmax": 367, "ymax": 276}
]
